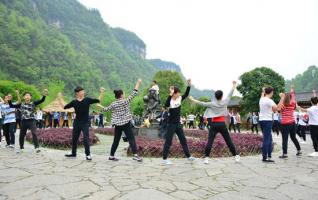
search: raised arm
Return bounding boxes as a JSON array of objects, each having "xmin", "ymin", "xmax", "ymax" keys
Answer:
[
  {"xmin": 313, "ymin": 89, "xmax": 317, "ymax": 97},
  {"xmin": 8, "ymin": 100, "xmax": 21, "ymax": 108},
  {"xmin": 182, "ymin": 79, "xmax": 191, "ymax": 100},
  {"xmin": 125, "ymin": 79, "xmax": 142, "ymax": 103},
  {"xmin": 188, "ymin": 96, "xmax": 212, "ymax": 107},
  {"xmin": 290, "ymin": 85, "xmax": 296, "ymax": 104},
  {"xmin": 15, "ymin": 90, "xmax": 21, "ymax": 104},
  {"xmin": 261, "ymin": 87, "xmax": 265, "ymax": 98},
  {"xmin": 34, "ymin": 89, "xmax": 48, "ymax": 106},
  {"xmin": 224, "ymin": 81, "xmax": 236, "ymax": 104},
  {"xmin": 0, "ymin": 96, "xmax": 4, "ymax": 104},
  {"xmin": 277, "ymin": 93, "xmax": 285, "ymax": 111}
]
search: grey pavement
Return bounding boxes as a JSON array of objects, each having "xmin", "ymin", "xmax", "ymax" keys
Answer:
[{"xmin": 0, "ymin": 131, "xmax": 317, "ymax": 200}]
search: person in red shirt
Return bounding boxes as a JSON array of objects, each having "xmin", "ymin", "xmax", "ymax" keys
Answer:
[{"xmin": 277, "ymin": 85, "xmax": 301, "ymax": 159}]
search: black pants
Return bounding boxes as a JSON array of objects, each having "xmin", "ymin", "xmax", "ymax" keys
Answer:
[
  {"xmin": 281, "ymin": 123, "xmax": 301, "ymax": 154},
  {"xmin": 236, "ymin": 123, "xmax": 241, "ymax": 133},
  {"xmin": 3, "ymin": 122, "xmax": 16, "ymax": 145},
  {"xmin": 111, "ymin": 122, "xmax": 137, "ymax": 156},
  {"xmin": 20, "ymin": 119, "xmax": 39, "ymax": 149},
  {"xmin": 62, "ymin": 120, "xmax": 69, "ymax": 128},
  {"xmin": 310, "ymin": 125, "xmax": 318, "ymax": 152},
  {"xmin": 229, "ymin": 123, "xmax": 236, "ymax": 133},
  {"xmin": 252, "ymin": 124, "xmax": 259, "ymax": 134},
  {"xmin": 72, "ymin": 120, "xmax": 90, "ymax": 156},
  {"xmin": 37, "ymin": 120, "xmax": 44, "ymax": 129},
  {"xmin": 53, "ymin": 119, "xmax": 59, "ymax": 128},
  {"xmin": 273, "ymin": 120, "xmax": 280, "ymax": 135},
  {"xmin": 160, "ymin": 122, "xmax": 168, "ymax": 138},
  {"xmin": 205, "ymin": 122, "xmax": 237, "ymax": 157},
  {"xmin": 163, "ymin": 123, "xmax": 191, "ymax": 159},
  {"xmin": 297, "ymin": 125, "xmax": 307, "ymax": 141},
  {"xmin": 188, "ymin": 121, "xmax": 194, "ymax": 129}
]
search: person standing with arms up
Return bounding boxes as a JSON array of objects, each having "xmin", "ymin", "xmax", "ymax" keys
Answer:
[
  {"xmin": 297, "ymin": 90, "xmax": 318, "ymax": 157},
  {"xmin": 1, "ymin": 93, "xmax": 19, "ymax": 148},
  {"xmin": 259, "ymin": 87, "xmax": 277, "ymax": 163},
  {"xmin": 189, "ymin": 81, "xmax": 240, "ymax": 164},
  {"xmin": 162, "ymin": 79, "xmax": 196, "ymax": 165},
  {"xmin": 277, "ymin": 85, "xmax": 302, "ymax": 159},
  {"xmin": 64, "ymin": 87, "xmax": 104, "ymax": 161},
  {"xmin": 9, "ymin": 89, "xmax": 47, "ymax": 153},
  {"xmin": 101, "ymin": 79, "xmax": 143, "ymax": 162}
]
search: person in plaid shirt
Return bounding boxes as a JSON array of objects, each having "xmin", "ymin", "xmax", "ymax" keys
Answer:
[{"xmin": 102, "ymin": 79, "xmax": 143, "ymax": 162}]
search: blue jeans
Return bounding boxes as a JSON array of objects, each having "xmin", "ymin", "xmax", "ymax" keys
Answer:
[{"xmin": 260, "ymin": 121, "xmax": 273, "ymax": 160}]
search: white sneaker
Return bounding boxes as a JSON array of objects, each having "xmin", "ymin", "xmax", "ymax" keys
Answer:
[
  {"xmin": 86, "ymin": 155, "xmax": 92, "ymax": 161},
  {"xmin": 203, "ymin": 157, "xmax": 209, "ymax": 164},
  {"xmin": 308, "ymin": 152, "xmax": 318, "ymax": 157},
  {"xmin": 162, "ymin": 159, "xmax": 172, "ymax": 165},
  {"xmin": 9, "ymin": 144, "xmax": 15, "ymax": 149},
  {"xmin": 188, "ymin": 156, "xmax": 197, "ymax": 162},
  {"xmin": 235, "ymin": 155, "xmax": 241, "ymax": 162}
]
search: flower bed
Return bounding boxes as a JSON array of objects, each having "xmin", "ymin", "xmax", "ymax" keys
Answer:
[
  {"xmin": 95, "ymin": 127, "xmax": 264, "ymax": 158},
  {"xmin": 26, "ymin": 128, "xmax": 99, "ymax": 149},
  {"xmin": 128, "ymin": 133, "xmax": 263, "ymax": 158},
  {"xmin": 94, "ymin": 127, "xmax": 115, "ymax": 136}
]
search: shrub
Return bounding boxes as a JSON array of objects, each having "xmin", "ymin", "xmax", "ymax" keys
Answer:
[
  {"xmin": 128, "ymin": 133, "xmax": 263, "ymax": 158},
  {"xmin": 26, "ymin": 128, "xmax": 99, "ymax": 149}
]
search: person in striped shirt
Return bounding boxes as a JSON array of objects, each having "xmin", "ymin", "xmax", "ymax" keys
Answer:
[
  {"xmin": 1, "ymin": 93, "xmax": 19, "ymax": 148},
  {"xmin": 277, "ymin": 85, "xmax": 301, "ymax": 159},
  {"xmin": 102, "ymin": 79, "xmax": 143, "ymax": 162}
]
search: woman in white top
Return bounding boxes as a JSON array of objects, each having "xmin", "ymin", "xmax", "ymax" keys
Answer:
[
  {"xmin": 297, "ymin": 96, "xmax": 318, "ymax": 157},
  {"xmin": 259, "ymin": 87, "xmax": 278, "ymax": 163}
]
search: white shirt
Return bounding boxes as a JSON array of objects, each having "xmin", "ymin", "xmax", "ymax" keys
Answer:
[
  {"xmin": 273, "ymin": 113, "xmax": 279, "ymax": 121},
  {"xmin": 151, "ymin": 85, "xmax": 159, "ymax": 94},
  {"xmin": 36, "ymin": 111, "xmax": 43, "ymax": 120},
  {"xmin": 294, "ymin": 111, "xmax": 299, "ymax": 124},
  {"xmin": 298, "ymin": 112, "xmax": 308, "ymax": 126},
  {"xmin": 259, "ymin": 97, "xmax": 276, "ymax": 121},
  {"xmin": 307, "ymin": 106, "xmax": 318, "ymax": 125},
  {"xmin": 187, "ymin": 114, "xmax": 196, "ymax": 121}
]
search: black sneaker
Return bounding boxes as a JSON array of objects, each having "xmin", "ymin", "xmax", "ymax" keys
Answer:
[
  {"xmin": 279, "ymin": 155, "xmax": 288, "ymax": 159},
  {"xmin": 65, "ymin": 153, "xmax": 77, "ymax": 158},
  {"xmin": 262, "ymin": 159, "xmax": 275, "ymax": 163},
  {"xmin": 35, "ymin": 148, "xmax": 41, "ymax": 153},
  {"xmin": 109, "ymin": 157, "xmax": 119, "ymax": 161},
  {"xmin": 296, "ymin": 151, "xmax": 302, "ymax": 156}
]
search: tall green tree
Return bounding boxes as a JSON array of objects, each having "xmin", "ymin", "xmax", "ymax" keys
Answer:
[
  {"xmin": 0, "ymin": 80, "xmax": 41, "ymax": 102},
  {"xmin": 237, "ymin": 67, "xmax": 285, "ymax": 114},
  {"xmin": 285, "ymin": 65, "xmax": 318, "ymax": 92}
]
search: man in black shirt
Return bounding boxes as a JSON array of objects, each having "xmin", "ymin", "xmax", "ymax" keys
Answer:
[
  {"xmin": 162, "ymin": 79, "xmax": 196, "ymax": 165},
  {"xmin": 64, "ymin": 86, "xmax": 104, "ymax": 161}
]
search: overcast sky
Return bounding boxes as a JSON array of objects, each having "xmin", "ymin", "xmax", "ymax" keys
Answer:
[{"xmin": 78, "ymin": 0, "xmax": 318, "ymax": 91}]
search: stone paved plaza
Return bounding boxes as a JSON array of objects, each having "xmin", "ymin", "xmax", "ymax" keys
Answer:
[{"xmin": 0, "ymin": 134, "xmax": 317, "ymax": 200}]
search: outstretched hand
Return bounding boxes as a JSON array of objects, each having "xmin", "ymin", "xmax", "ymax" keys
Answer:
[
  {"xmin": 187, "ymin": 79, "xmax": 192, "ymax": 86},
  {"xmin": 99, "ymin": 87, "xmax": 106, "ymax": 94},
  {"xmin": 169, "ymin": 86, "xmax": 175, "ymax": 96},
  {"xmin": 43, "ymin": 89, "xmax": 48, "ymax": 96},
  {"xmin": 189, "ymin": 96, "xmax": 194, "ymax": 101}
]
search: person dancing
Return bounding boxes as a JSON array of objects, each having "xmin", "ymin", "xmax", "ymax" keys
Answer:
[
  {"xmin": 9, "ymin": 89, "xmax": 47, "ymax": 153},
  {"xmin": 101, "ymin": 79, "xmax": 143, "ymax": 162},
  {"xmin": 162, "ymin": 79, "xmax": 196, "ymax": 165},
  {"xmin": 189, "ymin": 81, "xmax": 240, "ymax": 164},
  {"xmin": 64, "ymin": 87, "xmax": 104, "ymax": 161},
  {"xmin": 277, "ymin": 85, "xmax": 301, "ymax": 159}
]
